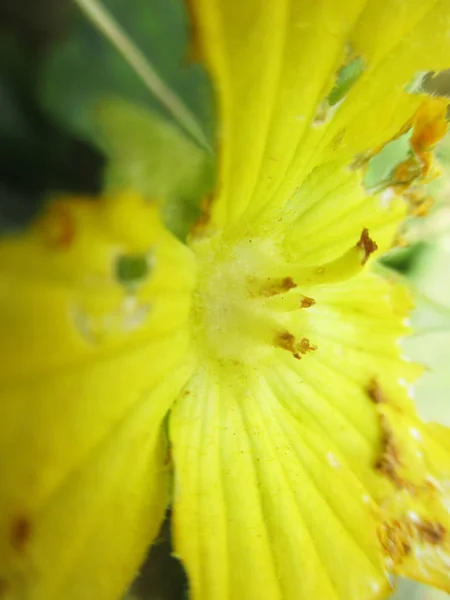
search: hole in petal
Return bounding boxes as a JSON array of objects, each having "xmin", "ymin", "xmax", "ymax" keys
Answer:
[
  {"xmin": 314, "ymin": 54, "xmax": 365, "ymax": 125},
  {"xmin": 404, "ymin": 71, "xmax": 430, "ymax": 95},
  {"xmin": 407, "ymin": 69, "xmax": 450, "ymax": 100},
  {"xmin": 363, "ymin": 131, "xmax": 414, "ymax": 193},
  {"xmin": 362, "ymin": 97, "xmax": 448, "ymax": 196},
  {"xmin": 115, "ymin": 252, "xmax": 153, "ymax": 288},
  {"xmin": 328, "ymin": 55, "xmax": 365, "ymax": 107}
]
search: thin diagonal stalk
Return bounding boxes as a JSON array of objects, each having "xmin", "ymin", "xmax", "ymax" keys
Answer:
[{"xmin": 73, "ymin": 0, "xmax": 213, "ymax": 154}]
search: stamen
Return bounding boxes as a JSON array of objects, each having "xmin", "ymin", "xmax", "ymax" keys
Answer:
[
  {"xmin": 357, "ymin": 228, "xmax": 378, "ymax": 265},
  {"xmin": 300, "ymin": 295, "xmax": 315, "ymax": 308},
  {"xmin": 285, "ymin": 229, "xmax": 378, "ymax": 285},
  {"xmin": 264, "ymin": 288, "xmax": 315, "ymax": 312},
  {"xmin": 274, "ymin": 330, "xmax": 317, "ymax": 360},
  {"xmin": 260, "ymin": 276, "xmax": 297, "ymax": 296}
]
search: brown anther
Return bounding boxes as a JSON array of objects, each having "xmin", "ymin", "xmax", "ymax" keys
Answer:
[
  {"xmin": 357, "ymin": 228, "xmax": 378, "ymax": 265},
  {"xmin": 300, "ymin": 296, "xmax": 315, "ymax": 308},
  {"xmin": 275, "ymin": 330, "xmax": 301, "ymax": 359},
  {"xmin": 296, "ymin": 337, "xmax": 317, "ymax": 355},
  {"xmin": 417, "ymin": 521, "xmax": 446, "ymax": 545},
  {"xmin": 367, "ymin": 378, "xmax": 386, "ymax": 404},
  {"xmin": 262, "ymin": 277, "xmax": 297, "ymax": 296},
  {"xmin": 275, "ymin": 332, "xmax": 317, "ymax": 360},
  {"xmin": 280, "ymin": 277, "xmax": 296, "ymax": 292}
]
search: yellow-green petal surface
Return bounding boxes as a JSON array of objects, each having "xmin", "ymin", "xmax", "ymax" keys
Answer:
[
  {"xmin": 169, "ymin": 1, "xmax": 450, "ymax": 598},
  {"xmin": 188, "ymin": 0, "xmax": 450, "ymax": 228},
  {"xmin": 0, "ymin": 193, "xmax": 196, "ymax": 599}
]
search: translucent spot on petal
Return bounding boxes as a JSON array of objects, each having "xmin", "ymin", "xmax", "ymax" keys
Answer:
[
  {"xmin": 72, "ymin": 297, "xmax": 151, "ymax": 345},
  {"xmin": 327, "ymin": 452, "xmax": 340, "ymax": 469},
  {"xmin": 409, "ymin": 427, "xmax": 421, "ymax": 441}
]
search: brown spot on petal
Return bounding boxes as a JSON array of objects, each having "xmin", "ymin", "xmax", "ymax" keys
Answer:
[
  {"xmin": 356, "ymin": 228, "xmax": 378, "ymax": 265},
  {"xmin": 367, "ymin": 378, "xmax": 387, "ymax": 404},
  {"xmin": 42, "ymin": 205, "xmax": 75, "ymax": 250},
  {"xmin": 10, "ymin": 516, "xmax": 32, "ymax": 552},
  {"xmin": 0, "ymin": 579, "xmax": 9, "ymax": 597},
  {"xmin": 191, "ymin": 194, "xmax": 214, "ymax": 238},
  {"xmin": 375, "ymin": 416, "xmax": 405, "ymax": 488},
  {"xmin": 379, "ymin": 520, "xmax": 413, "ymax": 563},
  {"xmin": 417, "ymin": 521, "xmax": 446, "ymax": 545}
]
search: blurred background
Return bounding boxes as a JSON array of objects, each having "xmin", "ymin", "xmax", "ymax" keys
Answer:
[{"xmin": 0, "ymin": 0, "xmax": 449, "ymax": 598}]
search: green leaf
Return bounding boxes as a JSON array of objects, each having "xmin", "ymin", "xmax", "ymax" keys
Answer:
[
  {"xmin": 38, "ymin": 0, "xmax": 215, "ymax": 150},
  {"xmin": 379, "ymin": 242, "xmax": 426, "ymax": 275},
  {"xmin": 96, "ymin": 99, "xmax": 215, "ymax": 240}
]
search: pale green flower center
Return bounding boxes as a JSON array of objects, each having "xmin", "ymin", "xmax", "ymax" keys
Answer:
[{"xmin": 191, "ymin": 234, "xmax": 318, "ymax": 364}]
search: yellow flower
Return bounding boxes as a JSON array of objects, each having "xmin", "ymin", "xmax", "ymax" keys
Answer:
[{"xmin": 1, "ymin": 1, "xmax": 450, "ymax": 599}]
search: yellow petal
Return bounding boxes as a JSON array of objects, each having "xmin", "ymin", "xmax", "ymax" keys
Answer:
[
  {"xmin": 182, "ymin": 0, "xmax": 450, "ymax": 596},
  {"xmin": 170, "ymin": 365, "xmax": 389, "ymax": 600},
  {"xmin": 374, "ymin": 411, "xmax": 450, "ymax": 592},
  {"xmin": 0, "ymin": 193, "xmax": 196, "ymax": 598},
  {"xmin": 188, "ymin": 0, "xmax": 450, "ymax": 227},
  {"xmin": 176, "ymin": 193, "xmax": 450, "ymax": 597},
  {"xmin": 277, "ymin": 160, "xmax": 407, "ymax": 264}
]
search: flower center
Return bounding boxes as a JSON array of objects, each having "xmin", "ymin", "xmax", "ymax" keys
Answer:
[
  {"xmin": 191, "ymin": 234, "xmax": 317, "ymax": 365},
  {"xmin": 191, "ymin": 228, "xmax": 376, "ymax": 365}
]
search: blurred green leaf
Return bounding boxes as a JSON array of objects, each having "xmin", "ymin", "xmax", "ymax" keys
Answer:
[
  {"xmin": 0, "ymin": 35, "xmax": 104, "ymax": 232},
  {"xmin": 39, "ymin": 0, "xmax": 215, "ymax": 149},
  {"xmin": 380, "ymin": 243, "xmax": 426, "ymax": 275},
  {"xmin": 97, "ymin": 99, "xmax": 215, "ymax": 239}
]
